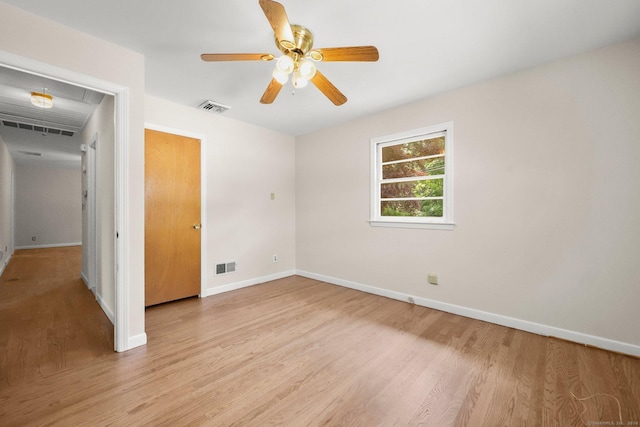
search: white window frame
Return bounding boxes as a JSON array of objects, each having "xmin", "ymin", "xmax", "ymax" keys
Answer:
[{"xmin": 370, "ymin": 122, "xmax": 454, "ymax": 230}]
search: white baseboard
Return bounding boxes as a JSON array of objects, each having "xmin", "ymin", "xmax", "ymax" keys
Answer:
[
  {"xmin": 80, "ymin": 271, "xmax": 96, "ymax": 294},
  {"xmin": 296, "ymin": 270, "xmax": 640, "ymax": 358},
  {"xmin": 203, "ymin": 270, "xmax": 296, "ymax": 298},
  {"xmin": 16, "ymin": 242, "xmax": 82, "ymax": 250},
  {"xmin": 0, "ymin": 253, "xmax": 10, "ymax": 278},
  {"xmin": 96, "ymin": 292, "xmax": 115, "ymax": 325},
  {"xmin": 127, "ymin": 333, "xmax": 147, "ymax": 351}
]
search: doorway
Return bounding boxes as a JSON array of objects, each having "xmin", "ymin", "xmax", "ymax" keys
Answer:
[{"xmin": 0, "ymin": 51, "xmax": 132, "ymax": 351}]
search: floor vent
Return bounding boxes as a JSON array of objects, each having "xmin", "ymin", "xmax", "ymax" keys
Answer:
[
  {"xmin": 215, "ymin": 261, "xmax": 237, "ymax": 275},
  {"xmin": 198, "ymin": 100, "xmax": 231, "ymax": 114}
]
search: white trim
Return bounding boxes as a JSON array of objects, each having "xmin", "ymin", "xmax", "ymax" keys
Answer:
[
  {"xmin": 87, "ymin": 134, "xmax": 98, "ymax": 298},
  {"xmin": 10, "ymin": 170, "xmax": 15, "ymax": 259},
  {"xmin": 0, "ymin": 50, "xmax": 133, "ymax": 353},
  {"xmin": 144, "ymin": 123, "xmax": 208, "ymax": 299},
  {"xmin": 16, "ymin": 242, "xmax": 82, "ymax": 250},
  {"xmin": 370, "ymin": 122, "xmax": 454, "ymax": 229},
  {"xmin": 96, "ymin": 292, "xmax": 115, "ymax": 324},
  {"xmin": 369, "ymin": 220, "xmax": 455, "ymax": 230},
  {"xmin": 80, "ymin": 271, "xmax": 95, "ymax": 292},
  {"xmin": 128, "ymin": 333, "xmax": 148, "ymax": 349},
  {"xmin": 0, "ymin": 253, "xmax": 10, "ymax": 277},
  {"xmin": 203, "ymin": 270, "xmax": 296, "ymax": 298},
  {"xmin": 114, "ymin": 88, "xmax": 130, "ymax": 352},
  {"xmin": 295, "ymin": 270, "xmax": 640, "ymax": 358}
]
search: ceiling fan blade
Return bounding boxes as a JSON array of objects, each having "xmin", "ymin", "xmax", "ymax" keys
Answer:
[
  {"xmin": 259, "ymin": 0, "xmax": 295, "ymax": 47},
  {"xmin": 311, "ymin": 70, "xmax": 347, "ymax": 106},
  {"xmin": 311, "ymin": 46, "xmax": 379, "ymax": 62},
  {"xmin": 201, "ymin": 53, "xmax": 274, "ymax": 62},
  {"xmin": 260, "ymin": 78, "xmax": 283, "ymax": 104}
]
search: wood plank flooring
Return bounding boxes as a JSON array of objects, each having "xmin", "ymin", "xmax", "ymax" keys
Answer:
[
  {"xmin": 1, "ymin": 247, "xmax": 639, "ymax": 426},
  {"xmin": 0, "ymin": 247, "xmax": 113, "ymax": 385}
]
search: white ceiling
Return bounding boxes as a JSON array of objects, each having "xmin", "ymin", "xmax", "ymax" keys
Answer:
[
  {"xmin": 1, "ymin": 0, "xmax": 639, "ymax": 138},
  {"xmin": 0, "ymin": 65, "xmax": 105, "ymax": 168}
]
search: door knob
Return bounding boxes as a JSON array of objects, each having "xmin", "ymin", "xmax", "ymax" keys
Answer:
[{"xmin": 193, "ymin": 224, "xmax": 202, "ymax": 230}]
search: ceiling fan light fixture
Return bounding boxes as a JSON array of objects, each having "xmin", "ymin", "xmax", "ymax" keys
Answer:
[
  {"xmin": 31, "ymin": 91, "xmax": 53, "ymax": 109},
  {"xmin": 298, "ymin": 59, "xmax": 317, "ymax": 80},
  {"xmin": 292, "ymin": 70, "xmax": 308, "ymax": 88},
  {"xmin": 272, "ymin": 68, "xmax": 290, "ymax": 84},
  {"xmin": 276, "ymin": 55, "xmax": 294, "ymax": 74}
]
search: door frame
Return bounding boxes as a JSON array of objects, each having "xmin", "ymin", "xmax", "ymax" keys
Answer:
[
  {"xmin": 144, "ymin": 123, "xmax": 208, "ymax": 298},
  {"xmin": 10, "ymin": 169, "xmax": 15, "ymax": 257},
  {"xmin": 87, "ymin": 135, "xmax": 98, "ymax": 294},
  {"xmin": 0, "ymin": 51, "xmax": 132, "ymax": 352}
]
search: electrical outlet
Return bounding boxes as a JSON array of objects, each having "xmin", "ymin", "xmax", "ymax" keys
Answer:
[
  {"xmin": 273, "ymin": 254, "xmax": 278, "ymax": 263},
  {"xmin": 428, "ymin": 274, "xmax": 438, "ymax": 285},
  {"xmin": 32, "ymin": 236, "xmax": 36, "ymax": 242}
]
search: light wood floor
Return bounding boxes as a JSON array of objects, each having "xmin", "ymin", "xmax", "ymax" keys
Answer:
[{"xmin": 1, "ymin": 248, "xmax": 639, "ymax": 426}]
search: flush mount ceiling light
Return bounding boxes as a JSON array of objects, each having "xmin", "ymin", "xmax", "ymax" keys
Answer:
[
  {"xmin": 201, "ymin": 0, "xmax": 379, "ymax": 106},
  {"xmin": 31, "ymin": 91, "xmax": 53, "ymax": 109}
]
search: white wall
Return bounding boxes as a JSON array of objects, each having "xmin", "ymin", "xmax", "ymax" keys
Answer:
[
  {"xmin": 0, "ymin": 2, "xmax": 146, "ymax": 349},
  {"xmin": 14, "ymin": 165, "xmax": 81, "ymax": 248},
  {"xmin": 145, "ymin": 96, "xmax": 296, "ymax": 294},
  {"xmin": 296, "ymin": 38, "xmax": 640, "ymax": 351},
  {"xmin": 0, "ymin": 135, "xmax": 15, "ymax": 275},
  {"xmin": 81, "ymin": 94, "xmax": 115, "ymax": 321}
]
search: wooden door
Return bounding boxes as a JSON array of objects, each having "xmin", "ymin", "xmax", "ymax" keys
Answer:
[{"xmin": 144, "ymin": 129, "xmax": 201, "ymax": 306}]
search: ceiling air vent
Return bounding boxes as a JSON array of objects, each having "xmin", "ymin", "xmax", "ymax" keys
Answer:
[
  {"xmin": 198, "ymin": 100, "xmax": 230, "ymax": 114},
  {"xmin": 1, "ymin": 120, "xmax": 75, "ymax": 137}
]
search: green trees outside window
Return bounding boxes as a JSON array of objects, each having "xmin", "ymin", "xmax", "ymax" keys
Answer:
[{"xmin": 380, "ymin": 136, "xmax": 445, "ymax": 217}]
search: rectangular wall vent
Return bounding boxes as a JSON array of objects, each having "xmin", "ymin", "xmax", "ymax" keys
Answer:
[
  {"xmin": 198, "ymin": 100, "xmax": 231, "ymax": 114},
  {"xmin": 215, "ymin": 261, "xmax": 237, "ymax": 275}
]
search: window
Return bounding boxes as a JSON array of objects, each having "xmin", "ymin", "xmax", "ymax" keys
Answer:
[{"xmin": 370, "ymin": 122, "xmax": 454, "ymax": 230}]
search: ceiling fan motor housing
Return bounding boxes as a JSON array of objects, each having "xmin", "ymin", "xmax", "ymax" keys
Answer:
[{"xmin": 277, "ymin": 24, "xmax": 314, "ymax": 57}]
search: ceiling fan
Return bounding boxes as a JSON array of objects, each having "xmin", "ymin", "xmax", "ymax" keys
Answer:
[{"xmin": 201, "ymin": 0, "xmax": 379, "ymax": 106}]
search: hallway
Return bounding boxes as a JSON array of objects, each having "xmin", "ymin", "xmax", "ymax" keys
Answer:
[{"xmin": 0, "ymin": 246, "xmax": 113, "ymax": 385}]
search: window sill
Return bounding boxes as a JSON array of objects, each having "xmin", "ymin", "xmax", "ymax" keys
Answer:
[{"xmin": 369, "ymin": 220, "xmax": 455, "ymax": 230}]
